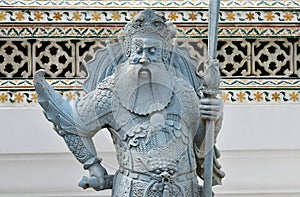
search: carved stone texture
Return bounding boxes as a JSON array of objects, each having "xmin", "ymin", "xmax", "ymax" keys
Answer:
[
  {"xmin": 218, "ymin": 39, "xmax": 251, "ymax": 76},
  {"xmin": 252, "ymin": 39, "xmax": 293, "ymax": 76},
  {"xmin": 176, "ymin": 39, "xmax": 208, "ymax": 79},
  {"xmin": 1, "ymin": 38, "xmax": 300, "ymax": 79},
  {"xmin": 0, "ymin": 40, "xmax": 31, "ymax": 78},
  {"xmin": 176, "ymin": 38, "xmax": 207, "ymax": 66},
  {"xmin": 34, "ymin": 9, "xmax": 225, "ymax": 197},
  {"xmin": 76, "ymin": 40, "xmax": 108, "ymax": 77},
  {"xmin": 33, "ymin": 40, "xmax": 75, "ymax": 77},
  {"xmin": 294, "ymin": 39, "xmax": 300, "ymax": 77}
]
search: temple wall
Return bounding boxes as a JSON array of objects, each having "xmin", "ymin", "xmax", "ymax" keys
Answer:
[{"xmin": 0, "ymin": 1, "xmax": 300, "ymax": 196}]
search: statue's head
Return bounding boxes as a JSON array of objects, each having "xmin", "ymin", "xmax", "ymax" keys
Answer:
[
  {"xmin": 114, "ymin": 10, "xmax": 176, "ymax": 115},
  {"xmin": 124, "ymin": 9, "xmax": 176, "ymax": 64},
  {"xmin": 84, "ymin": 9, "xmax": 200, "ymax": 93}
]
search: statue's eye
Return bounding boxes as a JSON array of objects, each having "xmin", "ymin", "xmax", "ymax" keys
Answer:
[
  {"xmin": 149, "ymin": 47, "xmax": 156, "ymax": 54},
  {"xmin": 136, "ymin": 47, "xmax": 143, "ymax": 54}
]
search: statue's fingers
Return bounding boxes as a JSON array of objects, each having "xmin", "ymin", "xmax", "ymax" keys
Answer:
[
  {"xmin": 200, "ymin": 98, "xmax": 222, "ymax": 105},
  {"xmin": 199, "ymin": 105, "xmax": 220, "ymax": 112},
  {"xmin": 200, "ymin": 110, "xmax": 219, "ymax": 116},
  {"xmin": 200, "ymin": 112, "xmax": 219, "ymax": 120},
  {"xmin": 200, "ymin": 115, "xmax": 217, "ymax": 120}
]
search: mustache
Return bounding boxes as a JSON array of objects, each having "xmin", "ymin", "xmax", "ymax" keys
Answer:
[
  {"xmin": 129, "ymin": 56, "xmax": 140, "ymax": 64},
  {"xmin": 128, "ymin": 62, "xmax": 166, "ymax": 69}
]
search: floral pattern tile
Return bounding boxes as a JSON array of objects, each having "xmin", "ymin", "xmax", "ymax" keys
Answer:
[{"xmin": 0, "ymin": 10, "xmax": 299, "ymax": 24}]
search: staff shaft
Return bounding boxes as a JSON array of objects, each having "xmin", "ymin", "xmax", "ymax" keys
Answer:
[{"xmin": 203, "ymin": 1, "xmax": 221, "ymax": 197}]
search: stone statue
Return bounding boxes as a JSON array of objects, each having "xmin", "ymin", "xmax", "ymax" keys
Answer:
[{"xmin": 34, "ymin": 9, "xmax": 224, "ymax": 197}]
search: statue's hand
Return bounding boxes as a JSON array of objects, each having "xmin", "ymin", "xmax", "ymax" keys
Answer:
[
  {"xmin": 88, "ymin": 163, "xmax": 108, "ymax": 191},
  {"xmin": 199, "ymin": 97, "xmax": 223, "ymax": 121}
]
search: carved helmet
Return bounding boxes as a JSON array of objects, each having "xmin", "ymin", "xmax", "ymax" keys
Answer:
[{"xmin": 124, "ymin": 9, "xmax": 177, "ymax": 61}]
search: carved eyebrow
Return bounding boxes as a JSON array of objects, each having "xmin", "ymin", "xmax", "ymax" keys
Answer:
[
  {"xmin": 133, "ymin": 39, "xmax": 143, "ymax": 47},
  {"xmin": 148, "ymin": 42, "xmax": 160, "ymax": 48}
]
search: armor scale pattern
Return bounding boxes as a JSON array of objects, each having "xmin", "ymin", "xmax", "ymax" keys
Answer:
[
  {"xmin": 76, "ymin": 76, "xmax": 114, "ymax": 130},
  {"xmin": 63, "ymin": 134, "xmax": 94, "ymax": 163}
]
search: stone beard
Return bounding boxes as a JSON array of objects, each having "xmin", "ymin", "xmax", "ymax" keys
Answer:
[
  {"xmin": 115, "ymin": 61, "xmax": 175, "ymax": 116},
  {"xmin": 112, "ymin": 60, "xmax": 202, "ymax": 196}
]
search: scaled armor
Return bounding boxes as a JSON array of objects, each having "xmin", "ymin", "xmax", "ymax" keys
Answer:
[{"xmin": 34, "ymin": 9, "xmax": 224, "ymax": 197}]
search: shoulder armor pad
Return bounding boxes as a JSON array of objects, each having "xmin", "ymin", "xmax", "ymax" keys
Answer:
[{"xmin": 76, "ymin": 77, "xmax": 114, "ymax": 128}]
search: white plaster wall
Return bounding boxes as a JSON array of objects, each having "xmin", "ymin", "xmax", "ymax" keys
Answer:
[{"xmin": 0, "ymin": 104, "xmax": 299, "ymax": 197}]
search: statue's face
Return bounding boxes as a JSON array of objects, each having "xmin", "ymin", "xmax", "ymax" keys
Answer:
[{"xmin": 129, "ymin": 37, "xmax": 163, "ymax": 65}]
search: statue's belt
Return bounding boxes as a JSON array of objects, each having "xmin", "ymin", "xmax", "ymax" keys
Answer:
[
  {"xmin": 119, "ymin": 168, "xmax": 197, "ymax": 183},
  {"xmin": 117, "ymin": 169, "xmax": 198, "ymax": 197}
]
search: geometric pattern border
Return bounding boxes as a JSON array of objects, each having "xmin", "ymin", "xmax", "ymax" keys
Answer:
[
  {"xmin": 1, "ymin": 89, "xmax": 299, "ymax": 106},
  {"xmin": 0, "ymin": 79, "xmax": 83, "ymax": 90},
  {"xmin": 1, "ymin": 0, "xmax": 300, "ymax": 8},
  {"xmin": 2, "ymin": 78, "xmax": 299, "ymax": 90},
  {"xmin": 220, "ymin": 79, "xmax": 300, "ymax": 89},
  {"xmin": 1, "ymin": 79, "xmax": 300, "ymax": 106},
  {"xmin": 1, "ymin": 26, "xmax": 300, "ymax": 38},
  {"xmin": 221, "ymin": 79, "xmax": 300, "ymax": 104}
]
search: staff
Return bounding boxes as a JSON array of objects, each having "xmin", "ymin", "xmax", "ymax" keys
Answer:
[{"xmin": 200, "ymin": 1, "xmax": 221, "ymax": 197}]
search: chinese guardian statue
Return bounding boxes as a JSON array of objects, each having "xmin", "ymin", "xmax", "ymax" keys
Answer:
[{"xmin": 34, "ymin": 9, "xmax": 224, "ymax": 197}]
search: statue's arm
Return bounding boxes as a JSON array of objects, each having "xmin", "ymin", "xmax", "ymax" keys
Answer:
[
  {"xmin": 194, "ymin": 101, "xmax": 225, "ymax": 186},
  {"xmin": 33, "ymin": 70, "xmax": 113, "ymax": 190}
]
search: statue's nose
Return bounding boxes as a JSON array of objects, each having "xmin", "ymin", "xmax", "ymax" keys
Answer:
[{"xmin": 139, "ymin": 56, "xmax": 150, "ymax": 65}]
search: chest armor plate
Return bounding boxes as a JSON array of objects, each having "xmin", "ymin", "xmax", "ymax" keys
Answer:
[{"xmin": 111, "ymin": 78, "xmax": 200, "ymax": 175}]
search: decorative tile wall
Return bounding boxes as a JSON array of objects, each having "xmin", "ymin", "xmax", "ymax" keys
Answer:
[
  {"xmin": 1, "ymin": 0, "xmax": 300, "ymax": 106},
  {"xmin": 1, "ymin": 9, "xmax": 299, "ymax": 24},
  {"xmin": 1, "ymin": 0, "xmax": 299, "ymax": 7}
]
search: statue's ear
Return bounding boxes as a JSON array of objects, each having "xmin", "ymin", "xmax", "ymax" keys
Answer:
[{"xmin": 124, "ymin": 39, "xmax": 131, "ymax": 57}]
